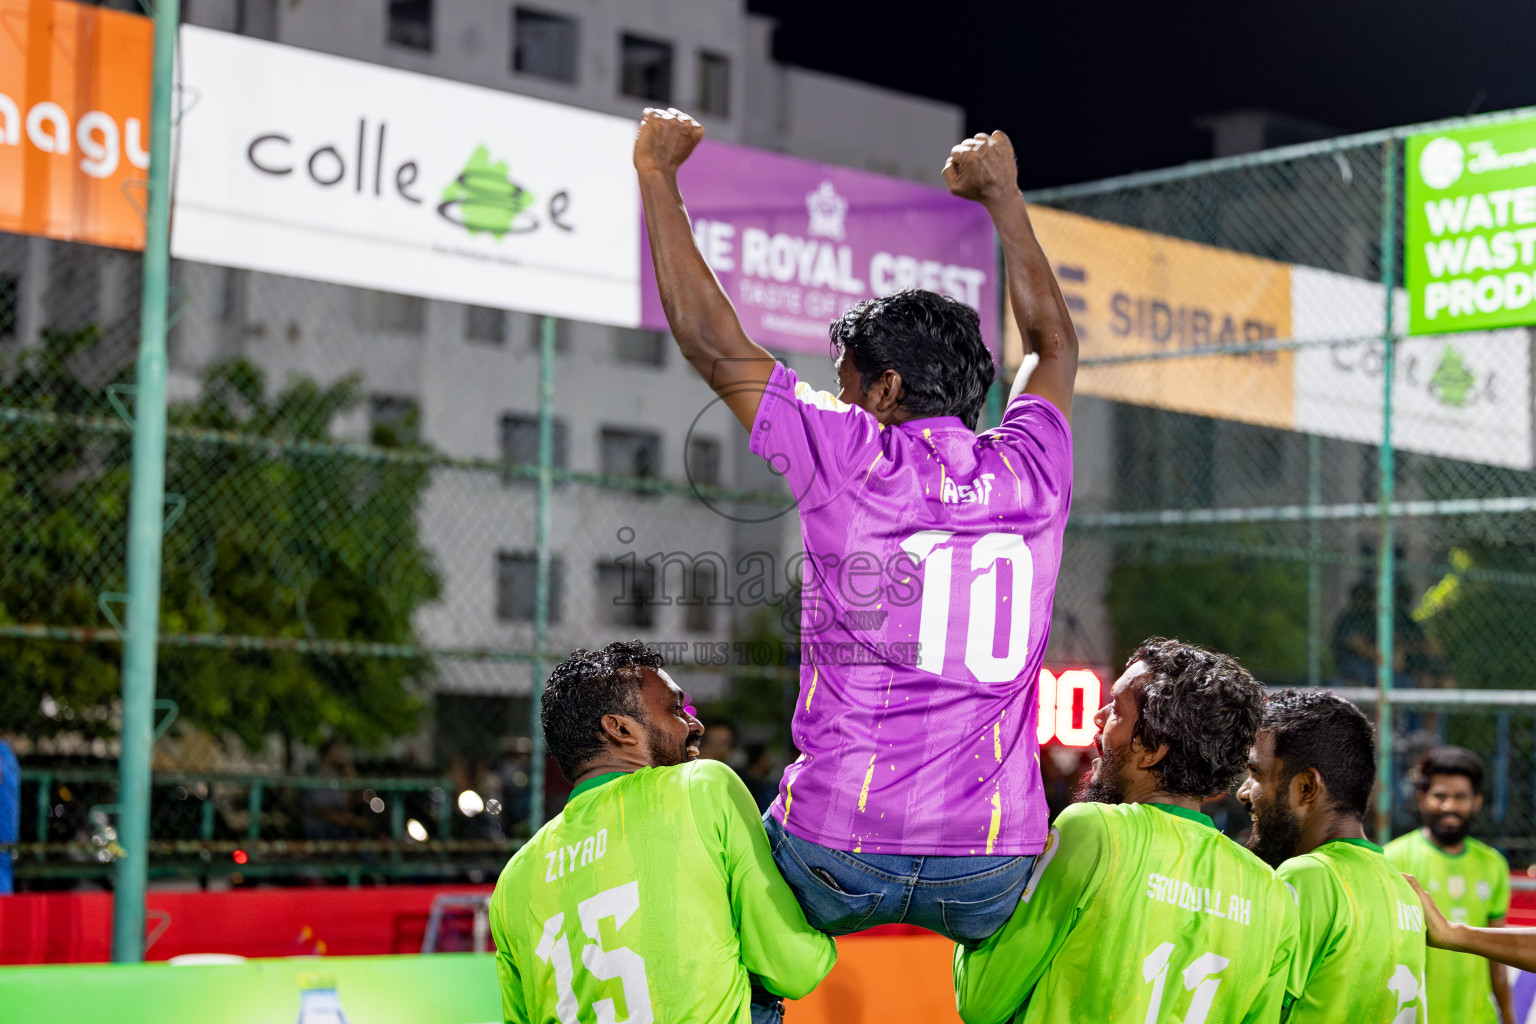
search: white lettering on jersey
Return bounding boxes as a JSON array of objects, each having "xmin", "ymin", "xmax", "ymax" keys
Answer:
[
  {"xmin": 1397, "ymin": 899, "xmax": 1426, "ymax": 932},
  {"xmin": 941, "ymin": 472, "xmax": 996, "ymax": 505},
  {"xmin": 544, "ymin": 827, "xmax": 610, "ymax": 883},
  {"xmin": 1145, "ymin": 872, "xmax": 1250, "ymax": 926}
]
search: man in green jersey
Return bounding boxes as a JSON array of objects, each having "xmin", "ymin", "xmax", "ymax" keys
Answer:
[
  {"xmin": 1385, "ymin": 747, "xmax": 1515, "ymax": 1024},
  {"xmin": 1237, "ymin": 689, "xmax": 1427, "ymax": 1023},
  {"xmin": 488, "ymin": 641, "xmax": 835, "ymax": 1024},
  {"xmin": 954, "ymin": 637, "xmax": 1297, "ymax": 1024}
]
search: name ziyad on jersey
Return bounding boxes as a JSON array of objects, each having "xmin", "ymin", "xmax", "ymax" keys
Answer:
[
  {"xmin": 1279, "ymin": 839, "xmax": 1428, "ymax": 1024},
  {"xmin": 752, "ymin": 363, "xmax": 1073, "ymax": 857},
  {"xmin": 954, "ymin": 803, "xmax": 1298, "ymax": 1024},
  {"xmin": 1385, "ymin": 830, "xmax": 1510, "ymax": 1024},
  {"xmin": 489, "ymin": 761, "xmax": 835, "ymax": 1024}
]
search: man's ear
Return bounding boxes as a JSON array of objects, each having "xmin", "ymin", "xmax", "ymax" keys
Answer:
[
  {"xmin": 598, "ymin": 713, "xmax": 643, "ymax": 748},
  {"xmin": 1134, "ymin": 740, "xmax": 1169, "ymax": 774},
  {"xmin": 1292, "ymin": 767, "xmax": 1325, "ymax": 812},
  {"xmin": 874, "ymin": 369, "xmax": 905, "ymax": 417}
]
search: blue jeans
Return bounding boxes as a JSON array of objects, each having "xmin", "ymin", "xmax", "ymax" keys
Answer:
[
  {"xmin": 748, "ymin": 814, "xmax": 1035, "ymax": 1023},
  {"xmin": 762, "ymin": 812, "xmax": 1036, "ymax": 944}
]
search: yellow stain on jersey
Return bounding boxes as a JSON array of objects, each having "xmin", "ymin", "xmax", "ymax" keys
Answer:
[
  {"xmin": 999, "ymin": 453, "xmax": 1023, "ymax": 502},
  {"xmin": 863, "ymin": 451, "xmax": 884, "ymax": 483},
  {"xmin": 805, "ymin": 665, "xmax": 819, "ymax": 712},
  {"xmin": 783, "ymin": 780, "xmax": 793, "ymax": 824},
  {"xmin": 858, "ymin": 754, "xmax": 878, "ymax": 812},
  {"xmin": 985, "ymin": 786, "xmax": 1003, "ymax": 854},
  {"xmin": 994, "ymin": 721, "xmax": 1003, "ymax": 762}
]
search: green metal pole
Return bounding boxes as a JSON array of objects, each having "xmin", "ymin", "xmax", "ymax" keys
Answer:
[
  {"xmin": 112, "ymin": 0, "xmax": 179, "ymax": 963},
  {"xmin": 1307, "ymin": 433, "xmax": 1322, "ymax": 688},
  {"xmin": 528, "ymin": 316, "xmax": 556, "ymax": 829},
  {"xmin": 1374, "ymin": 139, "xmax": 1400, "ymax": 846}
]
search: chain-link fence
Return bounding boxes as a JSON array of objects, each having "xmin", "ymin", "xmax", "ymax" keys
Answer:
[{"xmin": 5, "ymin": 112, "xmax": 1536, "ymax": 887}]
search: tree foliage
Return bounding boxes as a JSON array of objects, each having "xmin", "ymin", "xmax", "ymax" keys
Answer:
[
  {"xmin": 1104, "ymin": 536, "xmax": 1314, "ymax": 685},
  {"xmin": 0, "ymin": 326, "xmax": 441, "ymax": 750}
]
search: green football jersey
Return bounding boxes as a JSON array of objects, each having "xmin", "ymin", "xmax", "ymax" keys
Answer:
[
  {"xmin": 488, "ymin": 760, "xmax": 836, "ymax": 1024},
  {"xmin": 1279, "ymin": 838, "xmax": 1428, "ymax": 1024},
  {"xmin": 1384, "ymin": 830, "xmax": 1510, "ymax": 1024},
  {"xmin": 954, "ymin": 802, "xmax": 1298, "ymax": 1024}
]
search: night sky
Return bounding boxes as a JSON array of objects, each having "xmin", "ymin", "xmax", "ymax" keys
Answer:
[{"xmin": 748, "ymin": 0, "xmax": 1536, "ymax": 188}]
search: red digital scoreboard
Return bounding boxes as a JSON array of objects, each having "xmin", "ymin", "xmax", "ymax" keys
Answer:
[{"xmin": 1037, "ymin": 668, "xmax": 1102, "ymax": 747}]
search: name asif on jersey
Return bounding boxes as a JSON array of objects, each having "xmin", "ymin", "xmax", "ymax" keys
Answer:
[{"xmin": 942, "ymin": 472, "xmax": 996, "ymax": 505}]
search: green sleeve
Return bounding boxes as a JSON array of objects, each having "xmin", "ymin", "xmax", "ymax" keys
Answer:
[
  {"xmin": 1276, "ymin": 857, "xmax": 1337, "ymax": 1007},
  {"xmin": 1488, "ymin": 847, "xmax": 1511, "ymax": 921},
  {"xmin": 488, "ymin": 889, "xmax": 530, "ymax": 1024},
  {"xmin": 1244, "ymin": 886, "xmax": 1299, "ymax": 1024},
  {"xmin": 687, "ymin": 759, "xmax": 837, "ymax": 1000},
  {"xmin": 953, "ymin": 803, "xmax": 1106, "ymax": 1024}
]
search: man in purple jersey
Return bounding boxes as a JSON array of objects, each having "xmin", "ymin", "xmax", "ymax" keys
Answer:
[{"xmin": 636, "ymin": 109, "xmax": 1078, "ymax": 958}]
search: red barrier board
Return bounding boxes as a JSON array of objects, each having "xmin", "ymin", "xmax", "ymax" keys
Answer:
[{"xmin": 0, "ymin": 885, "xmax": 493, "ymax": 964}]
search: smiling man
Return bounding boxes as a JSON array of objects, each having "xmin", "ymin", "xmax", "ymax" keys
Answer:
[
  {"xmin": 1384, "ymin": 746, "xmax": 1514, "ymax": 1024},
  {"xmin": 953, "ymin": 638, "xmax": 1296, "ymax": 1024},
  {"xmin": 488, "ymin": 641, "xmax": 835, "ymax": 1024},
  {"xmin": 1237, "ymin": 689, "xmax": 1426, "ymax": 1023}
]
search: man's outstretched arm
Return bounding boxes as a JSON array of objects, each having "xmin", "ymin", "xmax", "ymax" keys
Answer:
[
  {"xmin": 1409, "ymin": 873, "xmax": 1536, "ymax": 974},
  {"xmin": 635, "ymin": 107, "xmax": 775, "ymax": 431},
  {"xmin": 943, "ymin": 132, "xmax": 1079, "ymax": 424}
]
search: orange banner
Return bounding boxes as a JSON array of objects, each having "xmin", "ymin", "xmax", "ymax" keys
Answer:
[
  {"xmin": 0, "ymin": 0, "xmax": 153, "ymax": 249},
  {"xmin": 1006, "ymin": 205, "xmax": 1295, "ymax": 430},
  {"xmin": 789, "ymin": 933, "xmax": 963, "ymax": 1024}
]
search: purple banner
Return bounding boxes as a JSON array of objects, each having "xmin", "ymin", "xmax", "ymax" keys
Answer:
[{"xmin": 641, "ymin": 139, "xmax": 999, "ymax": 356}]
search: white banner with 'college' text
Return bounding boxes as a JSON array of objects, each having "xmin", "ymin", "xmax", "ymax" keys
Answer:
[{"xmin": 171, "ymin": 26, "xmax": 640, "ymax": 326}]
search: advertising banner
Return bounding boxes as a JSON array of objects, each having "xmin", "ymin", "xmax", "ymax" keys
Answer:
[
  {"xmin": 1292, "ymin": 266, "xmax": 1532, "ymax": 469},
  {"xmin": 172, "ymin": 26, "xmax": 641, "ymax": 325},
  {"xmin": 0, "ymin": 954, "xmax": 499, "ymax": 1024},
  {"xmin": 1022, "ymin": 205, "xmax": 1295, "ymax": 429},
  {"xmin": 0, "ymin": 0, "xmax": 153, "ymax": 250},
  {"xmin": 640, "ymin": 139, "xmax": 998, "ymax": 355},
  {"xmin": 1407, "ymin": 115, "xmax": 1536, "ymax": 335}
]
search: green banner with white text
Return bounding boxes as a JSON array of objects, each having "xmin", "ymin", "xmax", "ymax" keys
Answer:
[
  {"xmin": 1408, "ymin": 115, "xmax": 1536, "ymax": 333},
  {"xmin": 0, "ymin": 954, "xmax": 500, "ymax": 1024}
]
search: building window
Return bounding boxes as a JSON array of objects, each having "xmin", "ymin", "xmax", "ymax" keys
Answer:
[
  {"xmin": 353, "ymin": 289, "xmax": 425, "ymax": 334},
  {"xmin": 696, "ymin": 51, "xmax": 730, "ymax": 117},
  {"xmin": 601, "ymin": 427, "xmax": 661, "ymax": 480},
  {"xmin": 501, "ymin": 414, "xmax": 569, "ymax": 476},
  {"xmin": 498, "ymin": 551, "xmax": 564, "ymax": 622},
  {"xmin": 595, "ymin": 560, "xmax": 656, "ymax": 628},
  {"xmin": 0, "ymin": 275, "xmax": 18, "ymax": 339},
  {"xmin": 370, "ymin": 395, "xmax": 420, "ymax": 447},
  {"xmin": 687, "ymin": 436, "xmax": 720, "ymax": 486},
  {"xmin": 466, "ymin": 305, "xmax": 506, "ymax": 344},
  {"xmin": 387, "ymin": 0, "xmax": 432, "ymax": 51},
  {"xmin": 613, "ymin": 328, "xmax": 667, "ymax": 367},
  {"xmin": 620, "ymin": 34, "xmax": 672, "ymax": 103},
  {"xmin": 685, "ymin": 564, "xmax": 716, "ymax": 632},
  {"xmin": 527, "ymin": 316, "xmax": 572, "ymax": 354},
  {"xmin": 513, "ymin": 7, "xmax": 578, "ymax": 83}
]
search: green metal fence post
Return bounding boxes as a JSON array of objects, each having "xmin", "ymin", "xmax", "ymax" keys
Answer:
[
  {"xmin": 1374, "ymin": 139, "xmax": 1401, "ymax": 846},
  {"xmin": 528, "ymin": 316, "xmax": 557, "ymax": 829},
  {"xmin": 111, "ymin": 0, "xmax": 180, "ymax": 964},
  {"xmin": 1306, "ymin": 433, "xmax": 1322, "ymax": 688}
]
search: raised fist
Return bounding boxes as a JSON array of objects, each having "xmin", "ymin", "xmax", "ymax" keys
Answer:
[
  {"xmin": 942, "ymin": 131, "xmax": 1019, "ymax": 205},
  {"xmin": 634, "ymin": 107, "xmax": 704, "ymax": 176}
]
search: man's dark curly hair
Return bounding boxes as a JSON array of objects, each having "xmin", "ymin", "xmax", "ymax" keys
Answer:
[
  {"xmin": 1262, "ymin": 689, "xmax": 1377, "ymax": 819},
  {"xmin": 542, "ymin": 640, "xmax": 664, "ymax": 782},
  {"xmin": 1414, "ymin": 745, "xmax": 1485, "ymax": 796},
  {"xmin": 830, "ymin": 289, "xmax": 995, "ymax": 430},
  {"xmin": 1128, "ymin": 637, "xmax": 1266, "ymax": 799}
]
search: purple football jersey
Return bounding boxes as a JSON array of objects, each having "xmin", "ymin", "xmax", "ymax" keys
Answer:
[{"xmin": 752, "ymin": 363, "xmax": 1072, "ymax": 856}]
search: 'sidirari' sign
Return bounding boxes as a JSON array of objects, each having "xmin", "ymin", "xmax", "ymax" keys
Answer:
[{"xmin": 1408, "ymin": 115, "xmax": 1536, "ymax": 334}]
